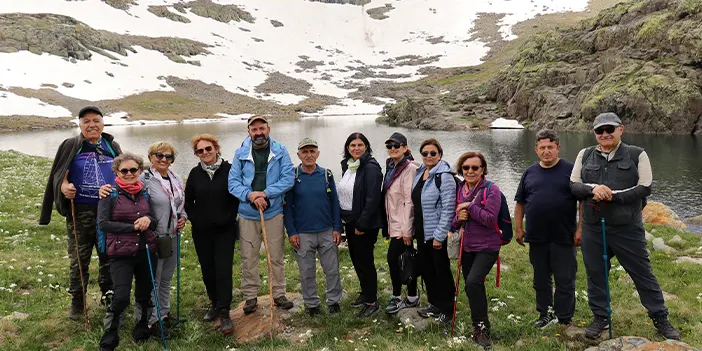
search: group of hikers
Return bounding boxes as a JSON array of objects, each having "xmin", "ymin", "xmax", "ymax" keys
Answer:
[{"xmin": 39, "ymin": 106, "xmax": 682, "ymax": 351}]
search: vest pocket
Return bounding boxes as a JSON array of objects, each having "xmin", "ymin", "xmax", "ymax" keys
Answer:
[{"xmin": 582, "ymin": 164, "xmax": 601, "ymax": 183}]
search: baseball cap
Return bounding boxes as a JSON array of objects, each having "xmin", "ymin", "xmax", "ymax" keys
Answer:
[
  {"xmin": 247, "ymin": 115, "xmax": 268, "ymax": 126},
  {"xmin": 385, "ymin": 132, "xmax": 407, "ymax": 145},
  {"xmin": 593, "ymin": 112, "xmax": 622, "ymax": 130},
  {"xmin": 298, "ymin": 137, "xmax": 318, "ymax": 149},
  {"xmin": 78, "ymin": 106, "xmax": 103, "ymax": 119}
]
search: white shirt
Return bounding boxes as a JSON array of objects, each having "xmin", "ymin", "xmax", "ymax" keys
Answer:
[{"xmin": 338, "ymin": 171, "xmax": 356, "ymax": 211}]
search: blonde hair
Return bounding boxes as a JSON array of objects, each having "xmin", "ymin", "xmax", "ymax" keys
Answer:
[
  {"xmin": 190, "ymin": 134, "xmax": 221, "ymax": 155},
  {"xmin": 148, "ymin": 141, "xmax": 177, "ymax": 161}
]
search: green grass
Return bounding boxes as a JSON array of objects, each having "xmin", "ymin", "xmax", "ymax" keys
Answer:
[{"xmin": 0, "ymin": 149, "xmax": 701, "ymax": 350}]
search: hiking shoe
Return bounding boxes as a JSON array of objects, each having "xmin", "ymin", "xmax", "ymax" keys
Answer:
[
  {"xmin": 417, "ymin": 305, "xmax": 440, "ymax": 318},
  {"xmin": 274, "ymin": 296, "xmax": 294, "ymax": 310},
  {"xmin": 584, "ymin": 315, "xmax": 610, "ymax": 339},
  {"xmin": 356, "ymin": 302, "xmax": 379, "ymax": 318},
  {"xmin": 404, "ymin": 297, "xmax": 420, "ymax": 309},
  {"xmin": 652, "ymin": 315, "xmax": 681, "ymax": 340},
  {"xmin": 328, "ymin": 303, "xmax": 341, "ymax": 314},
  {"xmin": 473, "ymin": 323, "xmax": 492, "ymax": 350},
  {"xmin": 434, "ymin": 313, "xmax": 451, "ymax": 325},
  {"xmin": 350, "ymin": 294, "xmax": 365, "ymax": 308},
  {"xmin": 533, "ymin": 312, "xmax": 558, "ymax": 329},
  {"xmin": 558, "ymin": 319, "xmax": 573, "ymax": 326},
  {"xmin": 219, "ymin": 311, "xmax": 234, "ymax": 335},
  {"xmin": 243, "ymin": 298, "xmax": 258, "ymax": 315},
  {"xmin": 132, "ymin": 322, "xmax": 151, "ymax": 343},
  {"xmin": 307, "ymin": 306, "xmax": 321, "ymax": 316},
  {"xmin": 204, "ymin": 305, "xmax": 220, "ymax": 322},
  {"xmin": 150, "ymin": 321, "xmax": 171, "ymax": 340},
  {"xmin": 101, "ymin": 290, "xmax": 114, "ymax": 307},
  {"xmin": 385, "ymin": 297, "xmax": 404, "ymax": 314},
  {"xmin": 68, "ymin": 298, "xmax": 84, "ymax": 321}
]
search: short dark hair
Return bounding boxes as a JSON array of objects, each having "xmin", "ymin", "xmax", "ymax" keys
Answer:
[
  {"xmin": 455, "ymin": 152, "xmax": 488, "ymax": 176},
  {"xmin": 535, "ymin": 129, "xmax": 559, "ymax": 146},
  {"xmin": 419, "ymin": 138, "xmax": 443, "ymax": 157},
  {"xmin": 343, "ymin": 132, "xmax": 373, "ymax": 159}
]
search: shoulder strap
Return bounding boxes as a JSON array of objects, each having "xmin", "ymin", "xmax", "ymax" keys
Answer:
[
  {"xmin": 103, "ymin": 139, "xmax": 117, "ymax": 157},
  {"xmin": 582, "ymin": 146, "xmax": 597, "ymax": 165},
  {"xmin": 434, "ymin": 173, "xmax": 442, "ymax": 189}
]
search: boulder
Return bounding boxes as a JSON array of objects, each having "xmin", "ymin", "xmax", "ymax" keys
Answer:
[
  {"xmin": 669, "ymin": 235, "xmax": 684, "ymax": 245},
  {"xmin": 644, "ymin": 231, "xmax": 654, "ymax": 242},
  {"xmin": 217, "ymin": 293, "xmax": 304, "ymax": 344},
  {"xmin": 395, "ymin": 307, "xmax": 430, "ymax": 331},
  {"xmin": 2, "ymin": 312, "xmax": 29, "ymax": 321},
  {"xmin": 584, "ymin": 336, "xmax": 700, "ymax": 351},
  {"xmin": 674, "ymin": 256, "xmax": 702, "ymax": 265},
  {"xmin": 642, "ymin": 202, "xmax": 687, "ymax": 231},
  {"xmin": 685, "ymin": 214, "xmax": 702, "ymax": 225},
  {"xmin": 651, "ymin": 238, "xmax": 677, "ymax": 255}
]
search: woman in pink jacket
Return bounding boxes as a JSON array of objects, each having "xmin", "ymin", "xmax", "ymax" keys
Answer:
[{"xmin": 382, "ymin": 132, "xmax": 420, "ymax": 314}]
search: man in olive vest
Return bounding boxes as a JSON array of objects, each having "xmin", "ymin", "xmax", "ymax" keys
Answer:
[{"xmin": 570, "ymin": 112, "xmax": 680, "ymax": 340}]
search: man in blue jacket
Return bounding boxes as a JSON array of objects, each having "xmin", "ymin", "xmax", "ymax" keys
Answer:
[
  {"xmin": 228, "ymin": 115, "xmax": 295, "ymax": 314},
  {"xmin": 284, "ymin": 138, "xmax": 343, "ymax": 316}
]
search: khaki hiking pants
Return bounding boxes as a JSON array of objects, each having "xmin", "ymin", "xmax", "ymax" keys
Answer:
[{"xmin": 239, "ymin": 214, "xmax": 286, "ymax": 300}]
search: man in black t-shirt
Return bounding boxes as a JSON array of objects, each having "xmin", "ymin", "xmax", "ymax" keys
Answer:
[{"xmin": 514, "ymin": 129, "xmax": 581, "ymax": 329}]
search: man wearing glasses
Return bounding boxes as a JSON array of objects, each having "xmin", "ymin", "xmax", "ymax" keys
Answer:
[
  {"xmin": 39, "ymin": 106, "xmax": 121, "ymax": 320},
  {"xmin": 570, "ymin": 112, "xmax": 680, "ymax": 340}
]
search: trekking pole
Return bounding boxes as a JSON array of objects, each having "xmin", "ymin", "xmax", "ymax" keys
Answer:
[
  {"xmin": 172, "ymin": 214, "xmax": 186, "ymax": 329},
  {"xmin": 70, "ymin": 199, "xmax": 90, "ymax": 330},
  {"xmin": 451, "ymin": 227, "xmax": 466, "ymax": 337},
  {"xmin": 259, "ymin": 208, "xmax": 274, "ymax": 338},
  {"xmin": 146, "ymin": 243, "xmax": 169, "ymax": 351},
  {"xmin": 601, "ymin": 215, "xmax": 613, "ymax": 339}
]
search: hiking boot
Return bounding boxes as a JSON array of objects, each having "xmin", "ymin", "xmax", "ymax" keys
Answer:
[
  {"xmin": 473, "ymin": 323, "xmax": 492, "ymax": 350},
  {"xmin": 243, "ymin": 298, "xmax": 258, "ymax": 315},
  {"xmin": 328, "ymin": 303, "xmax": 341, "ymax": 314},
  {"xmin": 132, "ymin": 321, "xmax": 151, "ymax": 343},
  {"xmin": 355, "ymin": 302, "xmax": 379, "ymax": 318},
  {"xmin": 274, "ymin": 296, "xmax": 294, "ymax": 310},
  {"xmin": 68, "ymin": 297, "xmax": 84, "ymax": 321},
  {"xmin": 434, "ymin": 313, "xmax": 451, "ymax": 325},
  {"xmin": 219, "ymin": 310, "xmax": 234, "ymax": 335},
  {"xmin": 350, "ymin": 294, "xmax": 365, "ymax": 308},
  {"xmin": 385, "ymin": 296, "xmax": 404, "ymax": 314},
  {"xmin": 101, "ymin": 290, "xmax": 114, "ymax": 307},
  {"xmin": 203, "ymin": 305, "xmax": 220, "ymax": 322},
  {"xmin": 584, "ymin": 315, "xmax": 610, "ymax": 339},
  {"xmin": 417, "ymin": 305, "xmax": 440, "ymax": 318},
  {"xmin": 652, "ymin": 315, "xmax": 681, "ymax": 340},
  {"xmin": 307, "ymin": 306, "xmax": 321, "ymax": 316},
  {"xmin": 533, "ymin": 312, "xmax": 557, "ymax": 329}
]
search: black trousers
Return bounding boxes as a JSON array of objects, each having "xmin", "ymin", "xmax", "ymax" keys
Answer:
[
  {"xmin": 345, "ymin": 223, "xmax": 378, "ymax": 303},
  {"xmin": 387, "ymin": 237, "xmax": 417, "ymax": 297},
  {"xmin": 581, "ymin": 223, "xmax": 667, "ymax": 318},
  {"xmin": 461, "ymin": 250, "xmax": 498, "ymax": 325},
  {"xmin": 100, "ymin": 250, "xmax": 156, "ymax": 349},
  {"xmin": 417, "ymin": 239, "xmax": 455, "ymax": 315},
  {"xmin": 529, "ymin": 242, "xmax": 577, "ymax": 321},
  {"xmin": 193, "ymin": 231, "xmax": 236, "ymax": 311}
]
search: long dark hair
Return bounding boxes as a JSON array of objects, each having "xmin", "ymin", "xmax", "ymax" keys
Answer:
[{"xmin": 342, "ymin": 132, "xmax": 373, "ymax": 160}]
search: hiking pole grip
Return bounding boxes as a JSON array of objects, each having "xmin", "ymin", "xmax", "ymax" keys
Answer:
[{"xmin": 70, "ymin": 199, "xmax": 90, "ymax": 330}]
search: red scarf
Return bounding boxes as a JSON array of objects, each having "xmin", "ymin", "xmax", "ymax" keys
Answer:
[{"xmin": 115, "ymin": 177, "xmax": 144, "ymax": 195}]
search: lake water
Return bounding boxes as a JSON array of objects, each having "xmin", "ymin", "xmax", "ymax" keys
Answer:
[{"xmin": 1, "ymin": 115, "xmax": 700, "ymax": 221}]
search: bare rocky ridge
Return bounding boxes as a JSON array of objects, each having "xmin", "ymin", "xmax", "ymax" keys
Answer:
[
  {"xmin": 308, "ymin": 0, "xmax": 371, "ymax": 5},
  {"xmin": 147, "ymin": 5, "xmax": 191, "ymax": 23},
  {"xmin": 253, "ymin": 72, "xmax": 340, "ymax": 112},
  {"xmin": 184, "ymin": 0, "xmax": 255, "ymax": 24},
  {"xmin": 102, "ymin": 0, "xmax": 136, "ymax": 11},
  {"xmin": 367, "ymin": 4, "xmax": 395, "ymax": 20},
  {"xmin": 467, "ymin": 13, "xmax": 507, "ymax": 60}
]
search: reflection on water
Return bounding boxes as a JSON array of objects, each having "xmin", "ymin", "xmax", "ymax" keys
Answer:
[{"xmin": 1, "ymin": 116, "xmax": 700, "ymax": 219}]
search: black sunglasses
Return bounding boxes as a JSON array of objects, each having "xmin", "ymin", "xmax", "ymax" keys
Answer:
[
  {"xmin": 594, "ymin": 125, "xmax": 617, "ymax": 135},
  {"xmin": 385, "ymin": 143, "xmax": 404, "ymax": 150},
  {"xmin": 421, "ymin": 150, "xmax": 438, "ymax": 157},
  {"xmin": 152, "ymin": 152, "xmax": 175, "ymax": 162},
  {"xmin": 118, "ymin": 168, "xmax": 139, "ymax": 175},
  {"xmin": 195, "ymin": 146, "xmax": 213, "ymax": 155},
  {"xmin": 462, "ymin": 165, "xmax": 482, "ymax": 172}
]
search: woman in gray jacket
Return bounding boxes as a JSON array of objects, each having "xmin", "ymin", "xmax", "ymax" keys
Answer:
[{"xmin": 411, "ymin": 138, "xmax": 457, "ymax": 324}]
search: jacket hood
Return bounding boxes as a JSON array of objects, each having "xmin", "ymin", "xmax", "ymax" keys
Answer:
[{"xmin": 418, "ymin": 159, "xmax": 452, "ymax": 175}]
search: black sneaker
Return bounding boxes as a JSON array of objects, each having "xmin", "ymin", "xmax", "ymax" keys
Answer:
[
  {"xmin": 274, "ymin": 296, "xmax": 294, "ymax": 310},
  {"xmin": 68, "ymin": 298, "xmax": 84, "ymax": 321},
  {"xmin": 434, "ymin": 313, "xmax": 451, "ymax": 325},
  {"xmin": 204, "ymin": 305, "xmax": 220, "ymax": 322},
  {"xmin": 533, "ymin": 312, "xmax": 558, "ymax": 329},
  {"xmin": 652, "ymin": 315, "xmax": 681, "ymax": 340},
  {"xmin": 417, "ymin": 305, "xmax": 440, "ymax": 318},
  {"xmin": 584, "ymin": 315, "xmax": 610, "ymax": 339},
  {"xmin": 355, "ymin": 302, "xmax": 379, "ymax": 318},
  {"xmin": 350, "ymin": 294, "xmax": 365, "ymax": 308},
  {"xmin": 328, "ymin": 303, "xmax": 341, "ymax": 314},
  {"xmin": 243, "ymin": 298, "xmax": 258, "ymax": 315},
  {"xmin": 385, "ymin": 297, "xmax": 403, "ymax": 314},
  {"xmin": 307, "ymin": 306, "xmax": 321, "ymax": 316},
  {"xmin": 219, "ymin": 310, "xmax": 234, "ymax": 335},
  {"xmin": 558, "ymin": 319, "xmax": 573, "ymax": 326},
  {"xmin": 101, "ymin": 290, "xmax": 114, "ymax": 307}
]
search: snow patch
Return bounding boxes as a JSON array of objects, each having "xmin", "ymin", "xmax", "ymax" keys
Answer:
[
  {"xmin": 0, "ymin": 91, "xmax": 72, "ymax": 118},
  {"xmin": 490, "ymin": 118, "xmax": 525, "ymax": 129}
]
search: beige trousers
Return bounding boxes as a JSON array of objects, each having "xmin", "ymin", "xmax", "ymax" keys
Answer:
[{"xmin": 239, "ymin": 214, "xmax": 286, "ymax": 300}]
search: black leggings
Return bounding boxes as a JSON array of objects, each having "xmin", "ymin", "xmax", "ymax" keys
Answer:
[
  {"xmin": 387, "ymin": 237, "xmax": 417, "ymax": 297},
  {"xmin": 346, "ymin": 223, "xmax": 378, "ymax": 303},
  {"xmin": 193, "ymin": 231, "xmax": 236, "ymax": 311},
  {"xmin": 461, "ymin": 250, "xmax": 498, "ymax": 325},
  {"xmin": 417, "ymin": 239, "xmax": 455, "ymax": 315}
]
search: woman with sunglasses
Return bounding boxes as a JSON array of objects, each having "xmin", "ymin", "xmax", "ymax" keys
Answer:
[
  {"xmin": 338, "ymin": 132, "xmax": 384, "ymax": 318},
  {"xmin": 184, "ymin": 134, "xmax": 239, "ymax": 334},
  {"xmin": 132, "ymin": 141, "xmax": 186, "ymax": 333},
  {"xmin": 382, "ymin": 132, "xmax": 420, "ymax": 314},
  {"xmin": 98, "ymin": 152, "xmax": 158, "ymax": 351},
  {"xmin": 412, "ymin": 138, "xmax": 456, "ymax": 324},
  {"xmin": 451, "ymin": 151, "xmax": 501, "ymax": 349}
]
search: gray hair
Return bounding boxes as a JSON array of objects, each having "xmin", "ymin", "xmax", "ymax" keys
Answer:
[
  {"xmin": 112, "ymin": 152, "xmax": 144, "ymax": 173},
  {"xmin": 535, "ymin": 129, "xmax": 560, "ymax": 146}
]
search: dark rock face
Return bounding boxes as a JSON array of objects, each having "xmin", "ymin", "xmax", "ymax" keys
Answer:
[
  {"xmin": 486, "ymin": 0, "xmax": 702, "ymax": 135},
  {"xmin": 147, "ymin": 6, "xmax": 191, "ymax": 23}
]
